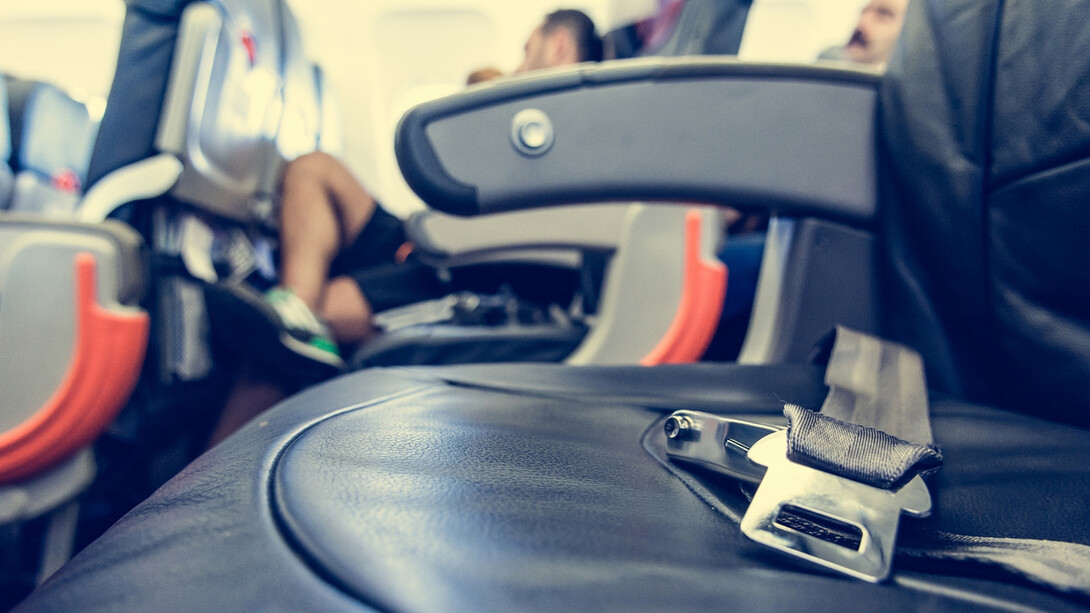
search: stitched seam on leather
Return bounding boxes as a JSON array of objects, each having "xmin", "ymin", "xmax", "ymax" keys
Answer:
[
  {"xmin": 264, "ymin": 383, "xmax": 438, "ymax": 611},
  {"xmin": 991, "ymin": 150, "xmax": 1090, "ymax": 195}
]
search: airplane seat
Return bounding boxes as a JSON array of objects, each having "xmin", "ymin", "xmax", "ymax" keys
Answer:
[
  {"xmin": 15, "ymin": 1, "xmax": 1090, "ymax": 610},
  {"xmin": 364, "ymin": 0, "xmax": 766, "ymax": 370},
  {"xmin": 85, "ymin": 0, "xmax": 285, "ymax": 220},
  {"xmin": 0, "ymin": 78, "xmax": 146, "ymax": 612},
  {"xmin": 56, "ymin": 0, "xmax": 285, "ymax": 450},
  {"xmin": 604, "ymin": 0, "xmax": 765, "ymax": 363},
  {"xmin": 64, "ymin": 0, "xmax": 311, "ymax": 529},
  {"xmin": 0, "ymin": 78, "xmax": 139, "ymax": 488},
  {"xmin": 0, "ymin": 214, "xmax": 147, "ymax": 608},
  {"xmin": 335, "ymin": 0, "xmax": 750, "ymax": 370},
  {"xmin": 697, "ymin": 0, "xmax": 878, "ymax": 363},
  {"xmin": 0, "ymin": 0, "xmax": 316, "ymax": 605},
  {"xmin": 349, "ymin": 203, "xmax": 726, "ymax": 369},
  {"xmin": 4, "ymin": 79, "xmax": 99, "ymax": 218},
  {"xmin": 877, "ymin": 0, "xmax": 1090, "ymax": 421}
]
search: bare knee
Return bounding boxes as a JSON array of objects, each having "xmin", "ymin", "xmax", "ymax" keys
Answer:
[
  {"xmin": 281, "ymin": 151, "xmax": 375, "ymax": 246},
  {"xmin": 281, "ymin": 150, "xmax": 338, "ymax": 188}
]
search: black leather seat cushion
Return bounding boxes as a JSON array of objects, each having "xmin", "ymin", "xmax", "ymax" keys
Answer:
[{"xmin": 20, "ymin": 364, "xmax": 1090, "ymax": 612}]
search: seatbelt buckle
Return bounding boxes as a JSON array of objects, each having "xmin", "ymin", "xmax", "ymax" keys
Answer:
[
  {"xmin": 740, "ymin": 429, "xmax": 932, "ymax": 583},
  {"xmin": 662, "ymin": 409, "xmax": 935, "ymax": 583},
  {"xmin": 662, "ymin": 410, "xmax": 782, "ymax": 484}
]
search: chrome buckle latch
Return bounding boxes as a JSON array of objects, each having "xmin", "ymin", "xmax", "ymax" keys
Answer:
[
  {"xmin": 740, "ymin": 430, "xmax": 932, "ymax": 583},
  {"xmin": 663, "ymin": 410, "xmax": 782, "ymax": 484}
]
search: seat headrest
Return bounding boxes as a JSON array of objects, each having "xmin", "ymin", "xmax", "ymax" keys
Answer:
[
  {"xmin": 16, "ymin": 82, "xmax": 97, "ymax": 191},
  {"xmin": 645, "ymin": 0, "xmax": 752, "ymax": 57},
  {"xmin": 605, "ymin": 0, "xmax": 752, "ymax": 59}
]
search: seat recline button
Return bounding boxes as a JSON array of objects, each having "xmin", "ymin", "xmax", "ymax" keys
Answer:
[{"xmin": 511, "ymin": 108, "xmax": 554, "ymax": 156}]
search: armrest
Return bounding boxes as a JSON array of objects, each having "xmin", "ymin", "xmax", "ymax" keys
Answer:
[
  {"xmin": 405, "ymin": 204, "xmax": 635, "ymax": 256},
  {"xmin": 396, "ymin": 57, "xmax": 880, "ymax": 223},
  {"xmin": 77, "ymin": 154, "xmax": 183, "ymax": 222}
]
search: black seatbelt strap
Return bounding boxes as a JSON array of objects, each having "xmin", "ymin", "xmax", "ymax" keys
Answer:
[
  {"xmin": 900, "ymin": 529, "xmax": 1090, "ymax": 599},
  {"xmin": 782, "ymin": 403, "xmax": 941, "ymax": 491}
]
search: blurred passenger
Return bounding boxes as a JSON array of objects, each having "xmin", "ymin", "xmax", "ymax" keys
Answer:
[
  {"xmin": 819, "ymin": 0, "xmax": 910, "ymax": 67},
  {"xmin": 516, "ymin": 8, "xmax": 603, "ymax": 72},
  {"xmin": 467, "ymin": 66, "xmax": 504, "ymax": 85},
  {"xmin": 206, "ymin": 9, "xmax": 602, "ymax": 446}
]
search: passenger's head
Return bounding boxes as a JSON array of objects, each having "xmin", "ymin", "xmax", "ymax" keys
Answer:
[
  {"xmin": 466, "ymin": 66, "xmax": 504, "ymax": 85},
  {"xmin": 515, "ymin": 9, "xmax": 603, "ymax": 74},
  {"xmin": 844, "ymin": 0, "xmax": 910, "ymax": 65}
]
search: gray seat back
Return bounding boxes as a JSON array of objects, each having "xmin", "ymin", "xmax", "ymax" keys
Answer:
[
  {"xmin": 151, "ymin": 0, "xmax": 284, "ymax": 223},
  {"xmin": 0, "ymin": 217, "xmax": 145, "ymax": 444}
]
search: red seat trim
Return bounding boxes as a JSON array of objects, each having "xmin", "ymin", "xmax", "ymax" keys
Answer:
[
  {"xmin": 0, "ymin": 253, "xmax": 149, "ymax": 482},
  {"xmin": 640, "ymin": 209, "xmax": 728, "ymax": 366}
]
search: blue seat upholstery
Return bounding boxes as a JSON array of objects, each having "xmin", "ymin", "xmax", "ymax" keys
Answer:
[
  {"xmin": 6, "ymin": 80, "xmax": 99, "ymax": 217},
  {"xmin": 0, "ymin": 77, "xmax": 13, "ymax": 209}
]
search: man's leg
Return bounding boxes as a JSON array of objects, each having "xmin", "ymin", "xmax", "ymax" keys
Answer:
[
  {"xmin": 319, "ymin": 275, "xmax": 376, "ymax": 346},
  {"xmin": 278, "ymin": 151, "xmax": 378, "ymax": 311},
  {"xmin": 205, "ymin": 152, "xmax": 379, "ymax": 384},
  {"xmin": 205, "ymin": 154, "xmax": 383, "ymax": 446}
]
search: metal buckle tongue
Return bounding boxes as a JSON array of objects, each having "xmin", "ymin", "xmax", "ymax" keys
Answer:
[
  {"xmin": 662, "ymin": 410, "xmax": 932, "ymax": 583},
  {"xmin": 663, "ymin": 410, "xmax": 782, "ymax": 484},
  {"xmin": 740, "ymin": 430, "xmax": 932, "ymax": 583}
]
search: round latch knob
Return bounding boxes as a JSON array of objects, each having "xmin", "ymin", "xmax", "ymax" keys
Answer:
[
  {"xmin": 664, "ymin": 415, "xmax": 696, "ymax": 440},
  {"xmin": 511, "ymin": 108, "xmax": 554, "ymax": 156}
]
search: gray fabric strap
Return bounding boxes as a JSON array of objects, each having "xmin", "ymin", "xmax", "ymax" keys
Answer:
[
  {"xmin": 818, "ymin": 325, "xmax": 933, "ymax": 445},
  {"xmin": 785, "ymin": 326, "xmax": 942, "ymax": 490}
]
